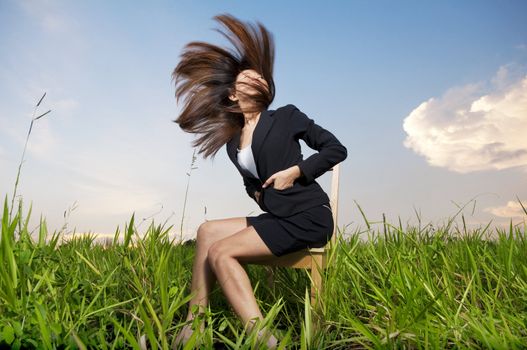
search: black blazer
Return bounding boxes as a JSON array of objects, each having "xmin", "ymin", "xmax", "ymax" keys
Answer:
[{"xmin": 226, "ymin": 104, "xmax": 347, "ymax": 217}]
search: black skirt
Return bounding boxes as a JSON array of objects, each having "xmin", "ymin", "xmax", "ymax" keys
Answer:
[{"xmin": 246, "ymin": 203, "xmax": 334, "ymax": 257}]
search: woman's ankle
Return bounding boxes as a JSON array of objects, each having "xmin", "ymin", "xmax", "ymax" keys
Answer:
[
  {"xmin": 186, "ymin": 303, "xmax": 208, "ymax": 320},
  {"xmin": 245, "ymin": 318, "xmax": 262, "ymax": 333},
  {"xmin": 256, "ymin": 326, "xmax": 278, "ymax": 349},
  {"xmin": 184, "ymin": 313, "xmax": 206, "ymax": 332},
  {"xmin": 245, "ymin": 319, "xmax": 278, "ymax": 349}
]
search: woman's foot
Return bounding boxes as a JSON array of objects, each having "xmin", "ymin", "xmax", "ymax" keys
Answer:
[
  {"xmin": 256, "ymin": 327, "xmax": 278, "ymax": 349},
  {"xmin": 172, "ymin": 320, "xmax": 205, "ymax": 349},
  {"xmin": 246, "ymin": 321, "xmax": 278, "ymax": 350}
]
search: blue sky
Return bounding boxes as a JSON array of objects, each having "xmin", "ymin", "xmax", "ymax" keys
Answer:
[{"xmin": 1, "ymin": 0, "xmax": 526, "ymax": 240}]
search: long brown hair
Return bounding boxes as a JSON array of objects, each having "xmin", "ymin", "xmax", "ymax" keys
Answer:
[{"xmin": 172, "ymin": 13, "xmax": 276, "ymax": 159}]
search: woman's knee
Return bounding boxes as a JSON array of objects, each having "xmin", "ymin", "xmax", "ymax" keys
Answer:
[
  {"xmin": 196, "ymin": 220, "xmax": 219, "ymax": 248},
  {"xmin": 196, "ymin": 218, "xmax": 245, "ymax": 248},
  {"xmin": 207, "ymin": 241, "xmax": 230, "ymax": 271}
]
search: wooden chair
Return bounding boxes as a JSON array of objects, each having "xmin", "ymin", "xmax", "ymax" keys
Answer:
[{"xmin": 249, "ymin": 163, "xmax": 341, "ymax": 313}]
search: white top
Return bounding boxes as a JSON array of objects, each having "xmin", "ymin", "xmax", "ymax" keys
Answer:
[{"xmin": 237, "ymin": 144, "xmax": 260, "ymax": 180}]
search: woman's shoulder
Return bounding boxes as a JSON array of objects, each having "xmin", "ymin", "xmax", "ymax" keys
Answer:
[
  {"xmin": 276, "ymin": 103, "xmax": 298, "ymax": 111},
  {"xmin": 271, "ymin": 103, "xmax": 300, "ymax": 117}
]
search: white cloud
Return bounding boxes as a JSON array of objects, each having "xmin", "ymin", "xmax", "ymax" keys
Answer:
[
  {"xmin": 403, "ymin": 66, "xmax": 527, "ymax": 173},
  {"xmin": 0, "ymin": 87, "xmax": 78, "ymax": 163},
  {"xmin": 18, "ymin": 0, "xmax": 72, "ymax": 33},
  {"xmin": 27, "ymin": 119, "xmax": 59, "ymax": 159},
  {"xmin": 61, "ymin": 145, "xmax": 169, "ymax": 217},
  {"xmin": 485, "ymin": 200, "xmax": 527, "ymax": 219},
  {"xmin": 1, "ymin": 112, "xmax": 58, "ymax": 162},
  {"xmin": 53, "ymin": 98, "xmax": 78, "ymax": 115},
  {"xmin": 69, "ymin": 178, "xmax": 163, "ymax": 216},
  {"xmin": 21, "ymin": 84, "xmax": 79, "ymax": 120}
]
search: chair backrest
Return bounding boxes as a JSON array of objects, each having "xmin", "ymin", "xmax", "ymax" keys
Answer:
[{"xmin": 328, "ymin": 163, "xmax": 340, "ymax": 248}]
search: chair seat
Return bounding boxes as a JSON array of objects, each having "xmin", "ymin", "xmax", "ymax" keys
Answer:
[
  {"xmin": 250, "ymin": 246, "xmax": 328, "ymax": 269},
  {"xmin": 307, "ymin": 247, "xmax": 325, "ymax": 253}
]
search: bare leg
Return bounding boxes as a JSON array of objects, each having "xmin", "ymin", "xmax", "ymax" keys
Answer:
[
  {"xmin": 207, "ymin": 225, "xmax": 279, "ymax": 348},
  {"xmin": 173, "ymin": 217, "xmax": 249, "ymax": 348}
]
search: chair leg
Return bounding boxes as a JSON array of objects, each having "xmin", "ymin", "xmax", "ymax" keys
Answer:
[
  {"xmin": 309, "ymin": 254, "xmax": 325, "ymax": 332},
  {"xmin": 310, "ymin": 255, "xmax": 323, "ymax": 309}
]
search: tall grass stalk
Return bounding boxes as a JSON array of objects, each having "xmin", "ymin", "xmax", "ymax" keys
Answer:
[
  {"xmin": 9, "ymin": 92, "xmax": 52, "ymax": 223},
  {"xmin": 179, "ymin": 148, "xmax": 198, "ymax": 243}
]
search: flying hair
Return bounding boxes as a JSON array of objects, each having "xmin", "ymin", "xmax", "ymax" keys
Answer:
[{"xmin": 172, "ymin": 13, "xmax": 276, "ymax": 159}]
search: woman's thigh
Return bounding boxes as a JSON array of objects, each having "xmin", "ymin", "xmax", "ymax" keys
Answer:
[
  {"xmin": 208, "ymin": 225, "xmax": 275, "ymax": 265},
  {"xmin": 196, "ymin": 216, "xmax": 249, "ymax": 248}
]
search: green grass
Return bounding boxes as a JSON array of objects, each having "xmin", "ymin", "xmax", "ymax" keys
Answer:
[{"xmin": 0, "ymin": 195, "xmax": 526, "ymax": 349}]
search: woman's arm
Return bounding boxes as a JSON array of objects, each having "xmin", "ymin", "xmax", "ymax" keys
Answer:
[
  {"xmin": 244, "ymin": 177, "xmax": 259, "ymax": 201},
  {"xmin": 288, "ymin": 104, "xmax": 348, "ymax": 184}
]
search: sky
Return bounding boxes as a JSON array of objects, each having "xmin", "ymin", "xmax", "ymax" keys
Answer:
[{"xmin": 1, "ymin": 0, "xmax": 526, "ymax": 242}]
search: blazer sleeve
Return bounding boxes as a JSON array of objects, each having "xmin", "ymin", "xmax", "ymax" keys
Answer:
[
  {"xmin": 288, "ymin": 104, "xmax": 348, "ymax": 184},
  {"xmin": 243, "ymin": 176, "xmax": 257, "ymax": 201}
]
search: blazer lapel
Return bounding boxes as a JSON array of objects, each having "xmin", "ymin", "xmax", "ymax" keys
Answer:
[
  {"xmin": 251, "ymin": 107, "xmax": 274, "ymax": 163},
  {"xmin": 227, "ymin": 107, "xmax": 275, "ymax": 180}
]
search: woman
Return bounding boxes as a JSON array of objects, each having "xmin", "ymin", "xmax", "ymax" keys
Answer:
[{"xmin": 172, "ymin": 13, "xmax": 347, "ymax": 348}]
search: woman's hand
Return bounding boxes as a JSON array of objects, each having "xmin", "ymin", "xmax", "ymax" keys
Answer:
[{"xmin": 262, "ymin": 165, "xmax": 302, "ymax": 190}]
